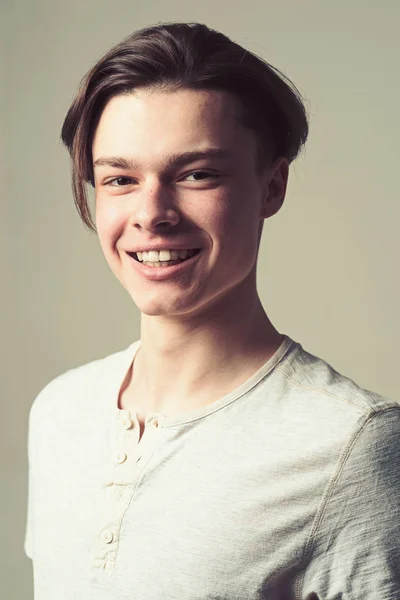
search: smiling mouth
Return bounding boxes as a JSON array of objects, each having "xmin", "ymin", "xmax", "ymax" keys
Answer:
[{"xmin": 128, "ymin": 248, "xmax": 201, "ymax": 267}]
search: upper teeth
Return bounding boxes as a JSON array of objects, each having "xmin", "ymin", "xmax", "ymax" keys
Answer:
[{"xmin": 136, "ymin": 249, "xmax": 195, "ymax": 262}]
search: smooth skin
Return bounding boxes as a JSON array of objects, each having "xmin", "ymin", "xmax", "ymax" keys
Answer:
[{"xmin": 92, "ymin": 88, "xmax": 289, "ymax": 420}]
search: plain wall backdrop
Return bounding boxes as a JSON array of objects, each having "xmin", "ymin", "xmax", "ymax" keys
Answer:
[{"xmin": 2, "ymin": 0, "xmax": 400, "ymax": 598}]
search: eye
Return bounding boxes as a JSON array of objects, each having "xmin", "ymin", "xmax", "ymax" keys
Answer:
[
  {"xmin": 104, "ymin": 177, "xmax": 136, "ymax": 187},
  {"xmin": 182, "ymin": 171, "xmax": 218, "ymax": 182}
]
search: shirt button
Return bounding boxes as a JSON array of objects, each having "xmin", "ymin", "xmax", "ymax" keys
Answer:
[
  {"xmin": 115, "ymin": 452, "xmax": 127, "ymax": 464},
  {"xmin": 100, "ymin": 529, "xmax": 113, "ymax": 544},
  {"xmin": 121, "ymin": 417, "xmax": 133, "ymax": 429}
]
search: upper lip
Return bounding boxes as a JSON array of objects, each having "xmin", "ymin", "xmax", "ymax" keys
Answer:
[{"xmin": 125, "ymin": 244, "xmax": 202, "ymax": 253}]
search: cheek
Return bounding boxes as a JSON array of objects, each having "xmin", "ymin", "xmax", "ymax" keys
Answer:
[
  {"xmin": 213, "ymin": 193, "xmax": 261, "ymax": 247},
  {"xmin": 95, "ymin": 202, "xmax": 124, "ymax": 255},
  {"xmin": 213, "ymin": 199, "xmax": 262, "ymax": 274}
]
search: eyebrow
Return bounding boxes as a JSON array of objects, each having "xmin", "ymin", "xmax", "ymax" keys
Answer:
[{"xmin": 93, "ymin": 149, "xmax": 231, "ymax": 171}]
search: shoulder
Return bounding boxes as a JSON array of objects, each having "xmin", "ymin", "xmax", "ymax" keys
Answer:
[
  {"xmin": 277, "ymin": 339, "xmax": 398, "ymax": 416},
  {"xmin": 28, "ymin": 340, "xmax": 140, "ymax": 430}
]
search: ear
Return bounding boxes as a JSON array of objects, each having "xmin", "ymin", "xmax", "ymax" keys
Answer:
[{"xmin": 260, "ymin": 157, "xmax": 289, "ymax": 219}]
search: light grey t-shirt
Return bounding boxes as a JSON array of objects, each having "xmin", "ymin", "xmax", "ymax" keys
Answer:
[{"xmin": 24, "ymin": 335, "xmax": 400, "ymax": 599}]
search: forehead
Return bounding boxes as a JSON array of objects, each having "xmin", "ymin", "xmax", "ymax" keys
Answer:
[{"xmin": 92, "ymin": 88, "xmax": 255, "ymax": 163}]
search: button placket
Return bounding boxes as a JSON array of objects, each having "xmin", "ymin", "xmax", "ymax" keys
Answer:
[
  {"xmin": 110, "ymin": 412, "xmax": 139, "ymax": 473},
  {"xmin": 92, "ymin": 411, "xmax": 165, "ymax": 575},
  {"xmin": 92, "ymin": 412, "xmax": 142, "ymax": 575},
  {"xmin": 94, "ymin": 523, "xmax": 118, "ymax": 571}
]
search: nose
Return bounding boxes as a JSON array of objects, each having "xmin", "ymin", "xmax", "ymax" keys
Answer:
[{"xmin": 130, "ymin": 180, "xmax": 180, "ymax": 232}]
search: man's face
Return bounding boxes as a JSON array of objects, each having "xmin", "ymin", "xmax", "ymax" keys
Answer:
[{"xmin": 92, "ymin": 88, "xmax": 288, "ymax": 318}]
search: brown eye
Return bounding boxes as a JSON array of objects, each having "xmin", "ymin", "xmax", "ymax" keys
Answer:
[
  {"xmin": 106, "ymin": 177, "xmax": 135, "ymax": 187},
  {"xmin": 183, "ymin": 171, "xmax": 218, "ymax": 181}
]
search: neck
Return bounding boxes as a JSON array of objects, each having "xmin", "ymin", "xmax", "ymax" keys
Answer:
[{"xmin": 132, "ymin": 282, "xmax": 283, "ymax": 415}]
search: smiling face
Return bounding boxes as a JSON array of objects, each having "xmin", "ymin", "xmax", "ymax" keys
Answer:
[{"xmin": 92, "ymin": 88, "xmax": 288, "ymax": 319}]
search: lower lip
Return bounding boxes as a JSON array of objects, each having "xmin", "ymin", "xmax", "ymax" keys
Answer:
[{"xmin": 126, "ymin": 251, "xmax": 202, "ymax": 281}]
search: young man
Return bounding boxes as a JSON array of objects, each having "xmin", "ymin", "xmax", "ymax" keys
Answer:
[{"xmin": 24, "ymin": 22, "xmax": 400, "ymax": 600}]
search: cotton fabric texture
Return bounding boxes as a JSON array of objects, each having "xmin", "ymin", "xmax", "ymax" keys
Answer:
[{"xmin": 24, "ymin": 335, "xmax": 400, "ymax": 599}]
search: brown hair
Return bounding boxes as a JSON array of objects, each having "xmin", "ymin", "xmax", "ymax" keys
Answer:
[{"xmin": 61, "ymin": 22, "xmax": 309, "ymax": 233}]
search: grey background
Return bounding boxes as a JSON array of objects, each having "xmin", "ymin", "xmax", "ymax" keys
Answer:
[{"xmin": 2, "ymin": 0, "xmax": 399, "ymax": 597}]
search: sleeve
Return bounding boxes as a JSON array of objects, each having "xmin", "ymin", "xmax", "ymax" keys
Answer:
[
  {"xmin": 24, "ymin": 405, "xmax": 34, "ymax": 560},
  {"xmin": 300, "ymin": 407, "xmax": 400, "ymax": 600}
]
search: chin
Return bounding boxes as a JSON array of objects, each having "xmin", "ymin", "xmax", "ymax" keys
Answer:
[{"xmin": 130, "ymin": 295, "xmax": 195, "ymax": 318}]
